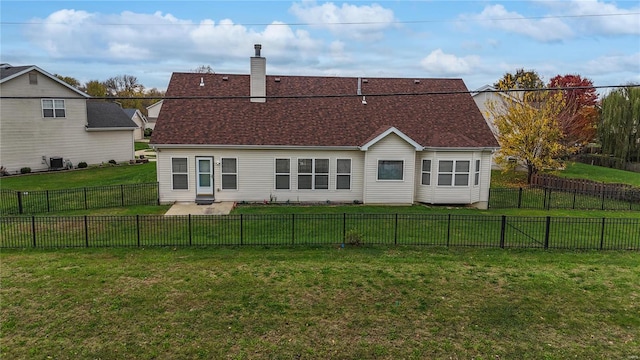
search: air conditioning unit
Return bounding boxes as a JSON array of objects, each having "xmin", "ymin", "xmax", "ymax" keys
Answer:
[{"xmin": 50, "ymin": 156, "xmax": 63, "ymax": 170}]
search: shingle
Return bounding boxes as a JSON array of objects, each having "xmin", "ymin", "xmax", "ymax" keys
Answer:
[
  {"xmin": 86, "ymin": 101, "xmax": 138, "ymax": 128},
  {"xmin": 152, "ymin": 73, "xmax": 499, "ymax": 148}
]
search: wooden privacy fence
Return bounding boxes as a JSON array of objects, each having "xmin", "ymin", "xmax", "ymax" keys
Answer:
[{"xmin": 530, "ymin": 173, "xmax": 640, "ymax": 203}]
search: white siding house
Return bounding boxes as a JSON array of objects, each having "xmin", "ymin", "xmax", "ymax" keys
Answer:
[
  {"xmin": 145, "ymin": 100, "xmax": 163, "ymax": 130},
  {"xmin": 0, "ymin": 64, "xmax": 137, "ymax": 173},
  {"xmin": 151, "ymin": 45, "xmax": 499, "ymax": 208}
]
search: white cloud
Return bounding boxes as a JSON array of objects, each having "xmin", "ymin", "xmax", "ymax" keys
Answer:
[
  {"xmin": 461, "ymin": 4, "xmax": 573, "ymax": 42},
  {"xmin": 557, "ymin": 0, "xmax": 640, "ymax": 36},
  {"xmin": 584, "ymin": 52, "xmax": 640, "ymax": 75},
  {"xmin": 420, "ymin": 49, "xmax": 480, "ymax": 76},
  {"xmin": 289, "ymin": 1, "xmax": 396, "ymax": 41}
]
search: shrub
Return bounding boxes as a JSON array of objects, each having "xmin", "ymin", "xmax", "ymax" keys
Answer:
[
  {"xmin": 77, "ymin": 162, "xmax": 88, "ymax": 169},
  {"xmin": 344, "ymin": 229, "xmax": 364, "ymax": 246},
  {"xmin": 144, "ymin": 128, "xmax": 153, "ymax": 137},
  {"xmin": 108, "ymin": 160, "xmax": 117, "ymax": 165},
  {"xmin": 20, "ymin": 167, "xmax": 31, "ymax": 174}
]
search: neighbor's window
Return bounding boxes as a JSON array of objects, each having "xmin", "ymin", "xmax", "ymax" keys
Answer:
[
  {"xmin": 221, "ymin": 158, "xmax": 237, "ymax": 190},
  {"xmin": 474, "ymin": 159, "xmax": 480, "ymax": 186},
  {"xmin": 298, "ymin": 158, "xmax": 329, "ymax": 190},
  {"xmin": 42, "ymin": 99, "xmax": 66, "ymax": 118},
  {"xmin": 336, "ymin": 159, "xmax": 351, "ymax": 190},
  {"xmin": 421, "ymin": 159, "xmax": 431, "ymax": 185},
  {"xmin": 275, "ymin": 158, "xmax": 290, "ymax": 190},
  {"xmin": 437, "ymin": 160, "xmax": 470, "ymax": 186},
  {"xmin": 377, "ymin": 160, "xmax": 403, "ymax": 180},
  {"xmin": 171, "ymin": 158, "xmax": 188, "ymax": 190}
]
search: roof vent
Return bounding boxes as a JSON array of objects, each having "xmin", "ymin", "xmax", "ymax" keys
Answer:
[
  {"xmin": 274, "ymin": 78, "xmax": 281, "ymax": 82},
  {"xmin": 362, "ymin": 79, "xmax": 368, "ymax": 83},
  {"xmin": 199, "ymin": 77, "xmax": 204, "ymax": 87},
  {"xmin": 222, "ymin": 76, "xmax": 229, "ymax": 81},
  {"xmin": 414, "ymin": 79, "xmax": 420, "ymax": 84}
]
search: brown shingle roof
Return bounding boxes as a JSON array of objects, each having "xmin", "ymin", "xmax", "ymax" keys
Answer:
[{"xmin": 151, "ymin": 73, "xmax": 499, "ymax": 148}]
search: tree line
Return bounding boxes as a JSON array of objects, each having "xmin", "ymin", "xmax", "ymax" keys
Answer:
[{"xmin": 487, "ymin": 69, "xmax": 639, "ymax": 182}]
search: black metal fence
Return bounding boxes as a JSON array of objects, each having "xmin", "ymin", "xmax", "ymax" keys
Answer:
[
  {"xmin": 1, "ymin": 214, "xmax": 638, "ymax": 250},
  {"xmin": 0, "ymin": 183, "xmax": 159, "ymax": 215},
  {"xmin": 489, "ymin": 187, "xmax": 640, "ymax": 211}
]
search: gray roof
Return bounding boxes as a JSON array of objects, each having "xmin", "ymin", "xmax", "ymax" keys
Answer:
[
  {"xmin": 0, "ymin": 65, "xmax": 35, "ymax": 81},
  {"xmin": 123, "ymin": 108, "xmax": 137, "ymax": 119},
  {"xmin": 86, "ymin": 101, "xmax": 138, "ymax": 129}
]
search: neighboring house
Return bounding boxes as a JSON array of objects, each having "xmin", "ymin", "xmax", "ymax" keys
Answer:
[
  {"xmin": 145, "ymin": 100, "xmax": 163, "ymax": 130},
  {"xmin": 123, "ymin": 108, "xmax": 148, "ymax": 140},
  {"xmin": 0, "ymin": 64, "xmax": 137, "ymax": 173},
  {"xmin": 151, "ymin": 45, "xmax": 499, "ymax": 208}
]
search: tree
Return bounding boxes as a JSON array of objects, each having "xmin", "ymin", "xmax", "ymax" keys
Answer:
[
  {"xmin": 84, "ymin": 80, "xmax": 107, "ymax": 97},
  {"xmin": 192, "ymin": 65, "xmax": 214, "ymax": 73},
  {"xmin": 54, "ymin": 74, "xmax": 80, "ymax": 88},
  {"xmin": 599, "ymin": 86, "xmax": 640, "ymax": 165},
  {"xmin": 487, "ymin": 90, "xmax": 566, "ymax": 183},
  {"xmin": 548, "ymin": 74, "xmax": 598, "ymax": 149},
  {"xmin": 494, "ymin": 68, "xmax": 544, "ymax": 91}
]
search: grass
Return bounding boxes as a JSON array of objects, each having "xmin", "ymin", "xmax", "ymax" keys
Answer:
[
  {"xmin": 134, "ymin": 141, "xmax": 151, "ymax": 151},
  {"xmin": 1, "ymin": 247, "xmax": 638, "ymax": 359},
  {"xmin": 0, "ymin": 162, "xmax": 156, "ymax": 190},
  {"xmin": 552, "ymin": 162, "xmax": 640, "ymax": 187}
]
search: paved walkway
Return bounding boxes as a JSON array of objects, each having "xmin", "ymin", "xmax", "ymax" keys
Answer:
[{"xmin": 165, "ymin": 202, "xmax": 236, "ymax": 216}]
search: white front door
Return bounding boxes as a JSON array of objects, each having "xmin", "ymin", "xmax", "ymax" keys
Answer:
[{"xmin": 196, "ymin": 157, "xmax": 214, "ymax": 195}]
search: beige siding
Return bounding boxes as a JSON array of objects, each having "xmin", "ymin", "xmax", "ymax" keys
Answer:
[
  {"xmin": 131, "ymin": 113, "xmax": 144, "ymax": 140},
  {"xmin": 0, "ymin": 72, "xmax": 134, "ymax": 173},
  {"xmin": 363, "ymin": 133, "xmax": 415, "ymax": 204},
  {"xmin": 156, "ymin": 148, "xmax": 365, "ymax": 204}
]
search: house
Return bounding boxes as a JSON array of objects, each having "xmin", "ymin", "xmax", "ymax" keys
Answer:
[
  {"xmin": 145, "ymin": 100, "xmax": 163, "ymax": 130},
  {"xmin": 123, "ymin": 108, "xmax": 148, "ymax": 140},
  {"xmin": 0, "ymin": 64, "xmax": 138, "ymax": 173},
  {"xmin": 151, "ymin": 45, "xmax": 499, "ymax": 208}
]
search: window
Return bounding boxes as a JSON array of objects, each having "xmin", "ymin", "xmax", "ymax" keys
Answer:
[
  {"xmin": 29, "ymin": 72, "xmax": 37, "ymax": 85},
  {"xmin": 298, "ymin": 158, "xmax": 329, "ymax": 190},
  {"xmin": 221, "ymin": 158, "xmax": 237, "ymax": 190},
  {"xmin": 377, "ymin": 160, "xmax": 403, "ymax": 180},
  {"xmin": 275, "ymin": 158, "xmax": 290, "ymax": 190},
  {"xmin": 336, "ymin": 159, "xmax": 351, "ymax": 190},
  {"xmin": 421, "ymin": 159, "xmax": 431, "ymax": 185},
  {"xmin": 474, "ymin": 159, "xmax": 480, "ymax": 186},
  {"xmin": 42, "ymin": 99, "xmax": 65, "ymax": 118},
  {"xmin": 437, "ymin": 160, "xmax": 470, "ymax": 186},
  {"xmin": 171, "ymin": 158, "xmax": 188, "ymax": 190}
]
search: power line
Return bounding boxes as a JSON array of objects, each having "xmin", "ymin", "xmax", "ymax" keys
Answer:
[
  {"xmin": 2, "ymin": 12, "xmax": 638, "ymax": 27},
  {"xmin": 2, "ymin": 85, "xmax": 637, "ymax": 101}
]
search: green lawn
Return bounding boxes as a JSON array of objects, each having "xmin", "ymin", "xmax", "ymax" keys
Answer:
[
  {"xmin": 134, "ymin": 141, "xmax": 151, "ymax": 151},
  {"xmin": 0, "ymin": 162, "xmax": 156, "ymax": 190},
  {"xmin": 552, "ymin": 162, "xmax": 640, "ymax": 187},
  {"xmin": 1, "ymin": 247, "xmax": 638, "ymax": 359}
]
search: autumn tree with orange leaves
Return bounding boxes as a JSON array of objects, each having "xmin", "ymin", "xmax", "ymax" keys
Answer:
[{"xmin": 548, "ymin": 74, "xmax": 598, "ymax": 150}]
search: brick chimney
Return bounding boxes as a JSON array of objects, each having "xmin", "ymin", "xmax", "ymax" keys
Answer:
[{"xmin": 250, "ymin": 44, "xmax": 266, "ymax": 103}]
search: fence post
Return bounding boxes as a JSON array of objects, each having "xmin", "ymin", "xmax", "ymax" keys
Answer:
[
  {"xmin": 156, "ymin": 183, "xmax": 160, "ymax": 205},
  {"xmin": 291, "ymin": 213, "xmax": 295, "ymax": 245},
  {"xmin": 31, "ymin": 216, "xmax": 36, "ymax": 248},
  {"xmin": 343, "ymin": 213, "xmax": 346, "ymax": 243},
  {"xmin": 188, "ymin": 214, "xmax": 192, "ymax": 246},
  {"xmin": 17, "ymin": 191, "xmax": 23, "ymax": 214},
  {"xmin": 84, "ymin": 187, "xmax": 88, "ymax": 210},
  {"xmin": 517, "ymin": 187, "xmax": 523, "ymax": 209},
  {"xmin": 136, "ymin": 215, "xmax": 140, "ymax": 247},
  {"xmin": 500, "ymin": 215, "xmax": 506, "ymax": 248},
  {"xmin": 46, "ymin": 190, "xmax": 50, "ymax": 213},
  {"xmin": 240, "ymin": 214, "xmax": 243, "ymax": 246},
  {"xmin": 544, "ymin": 216, "xmax": 551, "ymax": 249},
  {"xmin": 600, "ymin": 218, "xmax": 605, "ymax": 250},
  {"xmin": 543, "ymin": 188, "xmax": 547, "ymax": 210},
  {"xmin": 121, "ymin": 185, "xmax": 125, "ymax": 207},
  {"xmin": 601, "ymin": 188, "xmax": 605, "ymax": 210},
  {"xmin": 572, "ymin": 189, "xmax": 576, "ymax": 210},
  {"xmin": 446, "ymin": 214, "xmax": 451, "ymax": 247},
  {"xmin": 547, "ymin": 188, "xmax": 552, "ymax": 210},
  {"xmin": 394, "ymin": 213, "xmax": 398, "ymax": 246},
  {"xmin": 84, "ymin": 215, "xmax": 89, "ymax": 248}
]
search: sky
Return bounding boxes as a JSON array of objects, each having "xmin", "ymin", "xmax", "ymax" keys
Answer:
[{"xmin": 1, "ymin": 0, "xmax": 639, "ymax": 92}]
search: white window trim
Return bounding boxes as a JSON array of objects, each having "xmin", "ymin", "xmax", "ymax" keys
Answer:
[
  {"xmin": 274, "ymin": 158, "xmax": 291, "ymax": 191},
  {"xmin": 171, "ymin": 157, "xmax": 189, "ymax": 191},
  {"xmin": 336, "ymin": 158, "xmax": 352, "ymax": 190},
  {"xmin": 377, "ymin": 159, "xmax": 404, "ymax": 181},
  {"xmin": 297, "ymin": 158, "xmax": 330, "ymax": 190},
  {"xmin": 437, "ymin": 160, "xmax": 470, "ymax": 187},
  {"xmin": 474, "ymin": 159, "xmax": 481, "ymax": 187},
  {"xmin": 421, "ymin": 159, "xmax": 432, "ymax": 186},
  {"xmin": 42, "ymin": 99, "xmax": 66, "ymax": 118},
  {"xmin": 221, "ymin": 157, "xmax": 238, "ymax": 191}
]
